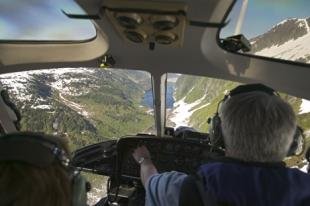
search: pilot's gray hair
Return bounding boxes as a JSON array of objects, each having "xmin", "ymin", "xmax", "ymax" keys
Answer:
[{"xmin": 220, "ymin": 91, "xmax": 296, "ymax": 162}]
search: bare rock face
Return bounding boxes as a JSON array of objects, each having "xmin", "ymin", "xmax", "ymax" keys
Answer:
[{"xmin": 251, "ymin": 18, "xmax": 310, "ymax": 53}]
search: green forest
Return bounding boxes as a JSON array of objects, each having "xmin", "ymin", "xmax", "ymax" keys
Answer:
[{"xmin": 6, "ymin": 68, "xmax": 154, "ymax": 151}]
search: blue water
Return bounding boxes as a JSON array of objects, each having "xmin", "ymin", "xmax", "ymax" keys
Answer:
[
  {"xmin": 166, "ymin": 84, "xmax": 175, "ymax": 108},
  {"xmin": 142, "ymin": 84, "xmax": 175, "ymax": 109}
]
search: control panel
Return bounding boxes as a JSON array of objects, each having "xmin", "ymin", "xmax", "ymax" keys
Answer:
[{"xmin": 116, "ymin": 136, "xmax": 224, "ymax": 179}]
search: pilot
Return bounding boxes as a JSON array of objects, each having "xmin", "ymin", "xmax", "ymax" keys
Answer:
[{"xmin": 133, "ymin": 84, "xmax": 310, "ymax": 206}]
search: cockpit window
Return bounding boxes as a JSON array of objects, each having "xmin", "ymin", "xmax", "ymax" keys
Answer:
[
  {"xmin": 0, "ymin": 68, "xmax": 155, "ymax": 150},
  {"xmin": 0, "ymin": 0, "xmax": 96, "ymax": 41},
  {"xmin": 165, "ymin": 73, "xmax": 310, "ymax": 172},
  {"xmin": 166, "ymin": 73, "xmax": 310, "ymax": 137},
  {"xmin": 220, "ymin": 0, "xmax": 310, "ymax": 64},
  {"xmin": 0, "ymin": 68, "xmax": 154, "ymax": 204},
  {"xmin": 166, "ymin": 74, "xmax": 239, "ymax": 130}
]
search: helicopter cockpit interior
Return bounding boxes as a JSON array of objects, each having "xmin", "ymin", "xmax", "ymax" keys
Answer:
[{"xmin": 0, "ymin": 0, "xmax": 310, "ymax": 205}]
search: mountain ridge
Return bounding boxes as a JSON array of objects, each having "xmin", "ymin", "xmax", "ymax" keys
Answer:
[
  {"xmin": 250, "ymin": 17, "xmax": 310, "ymax": 53},
  {"xmin": 0, "ymin": 68, "xmax": 154, "ymax": 150}
]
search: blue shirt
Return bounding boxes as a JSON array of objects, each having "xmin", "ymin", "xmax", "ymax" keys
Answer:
[{"xmin": 145, "ymin": 171, "xmax": 187, "ymax": 206}]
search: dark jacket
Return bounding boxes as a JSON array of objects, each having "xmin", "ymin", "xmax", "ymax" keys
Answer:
[{"xmin": 180, "ymin": 159, "xmax": 310, "ymax": 206}]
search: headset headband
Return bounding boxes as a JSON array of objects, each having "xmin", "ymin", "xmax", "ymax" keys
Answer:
[
  {"xmin": 222, "ymin": 83, "xmax": 276, "ymax": 102},
  {"xmin": 0, "ymin": 132, "xmax": 70, "ymax": 167}
]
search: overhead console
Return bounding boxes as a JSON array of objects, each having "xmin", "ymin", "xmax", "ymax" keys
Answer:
[{"xmin": 102, "ymin": 0, "xmax": 188, "ymax": 48}]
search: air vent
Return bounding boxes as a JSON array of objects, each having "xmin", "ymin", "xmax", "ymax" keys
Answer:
[
  {"xmin": 124, "ymin": 30, "xmax": 147, "ymax": 43},
  {"xmin": 155, "ymin": 32, "xmax": 178, "ymax": 45},
  {"xmin": 103, "ymin": 0, "xmax": 188, "ymax": 48},
  {"xmin": 151, "ymin": 15, "xmax": 179, "ymax": 31},
  {"xmin": 116, "ymin": 13, "xmax": 143, "ymax": 29}
]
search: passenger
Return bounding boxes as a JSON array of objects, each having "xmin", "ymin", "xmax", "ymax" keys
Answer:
[
  {"xmin": 0, "ymin": 132, "xmax": 88, "ymax": 206},
  {"xmin": 133, "ymin": 84, "xmax": 310, "ymax": 206}
]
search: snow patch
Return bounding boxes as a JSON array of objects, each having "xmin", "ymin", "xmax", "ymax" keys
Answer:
[
  {"xmin": 299, "ymin": 99, "xmax": 310, "ymax": 114},
  {"xmin": 295, "ymin": 159, "xmax": 309, "ymax": 173},
  {"xmin": 146, "ymin": 109, "xmax": 154, "ymax": 115},
  {"xmin": 300, "ymin": 163, "xmax": 308, "ymax": 173},
  {"xmin": 193, "ymin": 103, "xmax": 210, "ymax": 113},
  {"xmin": 274, "ymin": 18, "xmax": 308, "ymax": 28},
  {"xmin": 276, "ymin": 19, "xmax": 291, "ymax": 27},
  {"xmin": 0, "ymin": 68, "xmax": 97, "ymax": 101},
  {"xmin": 58, "ymin": 93, "xmax": 90, "ymax": 118},
  {"xmin": 31, "ymin": 105, "xmax": 52, "ymax": 110},
  {"xmin": 170, "ymin": 94, "xmax": 208, "ymax": 128},
  {"xmin": 303, "ymin": 19, "xmax": 310, "ymax": 33},
  {"xmin": 255, "ymin": 32, "xmax": 310, "ymax": 63}
]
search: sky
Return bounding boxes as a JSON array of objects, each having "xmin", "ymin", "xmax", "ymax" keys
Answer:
[
  {"xmin": 0, "ymin": 0, "xmax": 96, "ymax": 41},
  {"xmin": 0, "ymin": 0, "xmax": 309, "ymax": 41},
  {"xmin": 221, "ymin": 0, "xmax": 310, "ymax": 39}
]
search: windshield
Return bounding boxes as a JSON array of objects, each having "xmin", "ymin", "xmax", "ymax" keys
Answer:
[
  {"xmin": 0, "ymin": 67, "xmax": 156, "ymax": 204},
  {"xmin": 166, "ymin": 73, "xmax": 310, "ymax": 135},
  {"xmin": 0, "ymin": 0, "xmax": 96, "ymax": 41},
  {"xmin": 220, "ymin": 0, "xmax": 310, "ymax": 64},
  {"xmin": 0, "ymin": 68, "xmax": 155, "ymax": 150}
]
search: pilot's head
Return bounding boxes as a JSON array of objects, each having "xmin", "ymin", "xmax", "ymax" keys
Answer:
[
  {"xmin": 0, "ymin": 133, "xmax": 72, "ymax": 206},
  {"xmin": 219, "ymin": 88, "xmax": 296, "ymax": 162}
]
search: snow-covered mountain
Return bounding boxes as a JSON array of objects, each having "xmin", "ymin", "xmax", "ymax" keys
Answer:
[
  {"xmin": 251, "ymin": 17, "xmax": 310, "ymax": 63},
  {"xmin": 0, "ymin": 68, "xmax": 97, "ymax": 113}
]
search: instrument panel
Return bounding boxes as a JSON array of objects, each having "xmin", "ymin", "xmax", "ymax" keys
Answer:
[
  {"xmin": 116, "ymin": 136, "xmax": 224, "ymax": 179},
  {"xmin": 73, "ymin": 135, "xmax": 224, "ymax": 206}
]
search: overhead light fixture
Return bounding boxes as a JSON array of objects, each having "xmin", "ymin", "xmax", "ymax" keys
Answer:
[
  {"xmin": 155, "ymin": 32, "xmax": 178, "ymax": 45},
  {"xmin": 124, "ymin": 30, "xmax": 147, "ymax": 43},
  {"xmin": 151, "ymin": 15, "xmax": 178, "ymax": 31},
  {"xmin": 103, "ymin": 0, "xmax": 187, "ymax": 48},
  {"xmin": 115, "ymin": 13, "xmax": 143, "ymax": 29}
]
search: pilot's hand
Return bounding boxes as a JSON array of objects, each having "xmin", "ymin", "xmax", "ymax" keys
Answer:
[
  {"xmin": 132, "ymin": 145, "xmax": 151, "ymax": 164},
  {"xmin": 132, "ymin": 145, "xmax": 158, "ymax": 187}
]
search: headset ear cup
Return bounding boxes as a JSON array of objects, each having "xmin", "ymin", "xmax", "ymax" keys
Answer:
[
  {"xmin": 1, "ymin": 90, "xmax": 21, "ymax": 125},
  {"xmin": 287, "ymin": 126, "xmax": 304, "ymax": 156},
  {"xmin": 72, "ymin": 174, "xmax": 88, "ymax": 206},
  {"xmin": 209, "ymin": 114, "xmax": 225, "ymax": 148}
]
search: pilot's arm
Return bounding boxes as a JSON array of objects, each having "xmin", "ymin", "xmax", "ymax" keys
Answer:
[
  {"xmin": 132, "ymin": 146, "xmax": 158, "ymax": 187},
  {"xmin": 133, "ymin": 146, "xmax": 187, "ymax": 206}
]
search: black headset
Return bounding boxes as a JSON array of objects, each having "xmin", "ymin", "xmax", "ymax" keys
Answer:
[
  {"xmin": 208, "ymin": 83, "xmax": 304, "ymax": 156},
  {"xmin": 0, "ymin": 89, "xmax": 21, "ymax": 134},
  {"xmin": 0, "ymin": 132, "xmax": 88, "ymax": 206}
]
